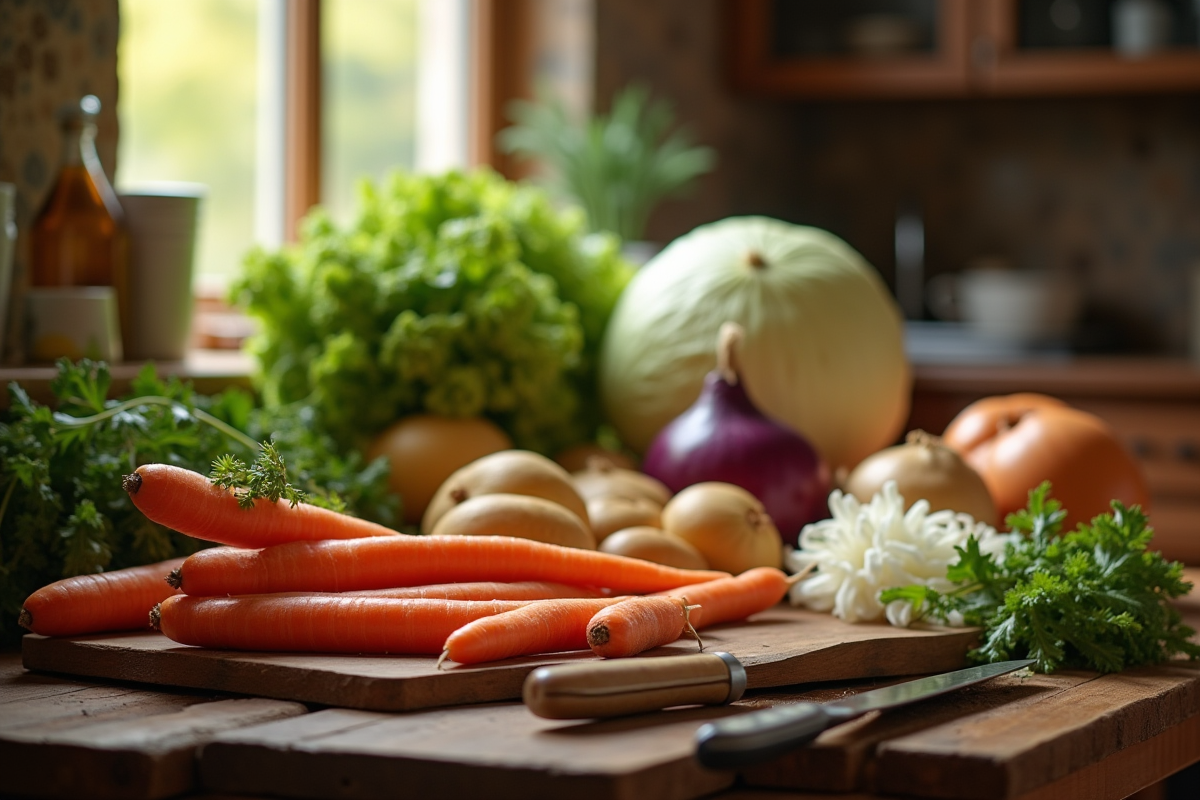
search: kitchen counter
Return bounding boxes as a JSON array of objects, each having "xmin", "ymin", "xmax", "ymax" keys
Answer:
[
  {"xmin": 4, "ymin": 569, "xmax": 1199, "ymax": 800},
  {"xmin": 913, "ymin": 357, "xmax": 1200, "ymax": 401}
]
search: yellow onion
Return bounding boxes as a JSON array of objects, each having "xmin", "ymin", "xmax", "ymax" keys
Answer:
[
  {"xmin": 661, "ymin": 482, "xmax": 782, "ymax": 574},
  {"xmin": 842, "ymin": 430, "xmax": 997, "ymax": 525}
]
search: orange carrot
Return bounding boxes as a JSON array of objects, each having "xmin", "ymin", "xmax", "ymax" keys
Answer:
[
  {"xmin": 19, "ymin": 558, "xmax": 185, "ymax": 637},
  {"xmin": 169, "ymin": 536, "xmax": 729, "ymax": 597},
  {"xmin": 441, "ymin": 597, "xmax": 624, "ymax": 665},
  {"xmin": 352, "ymin": 582, "xmax": 605, "ymax": 601},
  {"xmin": 655, "ymin": 567, "xmax": 790, "ymax": 629},
  {"xmin": 152, "ymin": 595, "xmax": 529, "ymax": 653},
  {"xmin": 123, "ymin": 463, "xmax": 398, "ymax": 547},
  {"xmin": 586, "ymin": 596, "xmax": 701, "ymax": 658}
]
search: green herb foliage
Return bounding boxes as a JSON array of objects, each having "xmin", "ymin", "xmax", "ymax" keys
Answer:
[
  {"xmin": 881, "ymin": 483, "xmax": 1200, "ymax": 673},
  {"xmin": 499, "ymin": 84, "xmax": 716, "ymax": 242},
  {"xmin": 210, "ymin": 443, "xmax": 307, "ymax": 509},
  {"xmin": 0, "ymin": 360, "xmax": 394, "ymax": 647},
  {"xmin": 235, "ymin": 169, "xmax": 633, "ymax": 455}
]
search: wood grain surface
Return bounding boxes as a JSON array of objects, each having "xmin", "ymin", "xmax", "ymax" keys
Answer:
[
  {"xmin": 0, "ymin": 655, "xmax": 305, "ymax": 800},
  {"xmin": 189, "ymin": 661, "xmax": 1200, "ymax": 800},
  {"xmin": 741, "ymin": 664, "xmax": 1200, "ymax": 799},
  {"xmin": 192, "ymin": 661, "xmax": 1200, "ymax": 800},
  {"xmin": 21, "ymin": 604, "xmax": 980, "ymax": 712},
  {"xmin": 199, "ymin": 702, "xmax": 737, "ymax": 800},
  {"xmin": 743, "ymin": 568, "xmax": 1200, "ymax": 799},
  {"xmin": 189, "ymin": 570, "xmax": 1200, "ymax": 800},
  {"xmin": 14, "ymin": 580, "xmax": 1199, "ymax": 800}
]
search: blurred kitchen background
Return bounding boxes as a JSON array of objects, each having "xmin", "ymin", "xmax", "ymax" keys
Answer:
[
  {"xmin": 600, "ymin": 0, "xmax": 1200, "ymax": 357},
  {"xmin": 3, "ymin": 0, "xmax": 1200, "ymax": 360}
]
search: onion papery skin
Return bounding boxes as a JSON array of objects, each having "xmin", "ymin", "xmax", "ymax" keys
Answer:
[
  {"xmin": 642, "ymin": 372, "xmax": 830, "ymax": 547},
  {"xmin": 599, "ymin": 216, "xmax": 911, "ymax": 470}
]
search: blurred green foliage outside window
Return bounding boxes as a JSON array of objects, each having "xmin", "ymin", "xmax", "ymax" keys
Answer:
[
  {"xmin": 117, "ymin": 0, "xmax": 258, "ymax": 289},
  {"xmin": 323, "ymin": 0, "xmax": 418, "ymax": 225},
  {"xmin": 117, "ymin": 0, "xmax": 419, "ymax": 288}
]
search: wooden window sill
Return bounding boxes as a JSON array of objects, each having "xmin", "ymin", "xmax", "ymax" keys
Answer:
[{"xmin": 0, "ymin": 349, "xmax": 255, "ymax": 409}]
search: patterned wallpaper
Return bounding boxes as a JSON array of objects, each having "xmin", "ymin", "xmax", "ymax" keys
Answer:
[
  {"xmin": 0, "ymin": 0, "xmax": 120, "ymax": 362},
  {"xmin": 595, "ymin": 0, "xmax": 1200, "ymax": 354}
]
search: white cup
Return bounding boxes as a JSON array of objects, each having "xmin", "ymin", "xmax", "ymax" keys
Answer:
[
  {"xmin": 1113, "ymin": 0, "xmax": 1172, "ymax": 58},
  {"xmin": 927, "ymin": 266, "xmax": 1082, "ymax": 345},
  {"xmin": 0, "ymin": 183, "xmax": 15, "ymax": 359},
  {"xmin": 118, "ymin": 182, "xmax": 205, "ymax": 361},
  {"xmin": 25, "ymin": 287, "xmax": 123, "ymax": 363}
]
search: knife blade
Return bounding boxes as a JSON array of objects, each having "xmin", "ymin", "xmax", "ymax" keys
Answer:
[{"xmin": 695, "ymin": 659, "xmax": 1034, "ymax": 769}]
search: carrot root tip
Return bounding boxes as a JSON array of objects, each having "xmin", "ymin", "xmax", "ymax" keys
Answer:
[
  {"xmin": 122, "ymin": 471, "xmax": 143, "ymax": 495},
  {"xmin": 586, "ymin": 623, "xmax": 610, "ymax": 648},
  {"xmin": 149, "ymin": 604, "xmax": 162, "ymax": 631},
  {"xmin": 165, "ymin": 568, "xmax": 182, "ymax": 590},
  {"xmin": 17, "ymin": 608, "xmax": 32, "ymax": 631},
  {"xmin": 436, "ymin": 650, "xmax": 451, "ymax": 670},
  {"xmin": 786, "ymin": 563, "xmax": 817, "ymax": 587},
  {"xmin": 683, "ymin": 603, "xmax": 703, "ymax": 651}
]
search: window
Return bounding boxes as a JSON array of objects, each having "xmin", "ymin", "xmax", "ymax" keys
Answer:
[
  {"xmin": 117, "ymin": 0, "xmax": 261, "ymax": 289},
  {"xmin": 116, "ymin": 0, "xmax": 470, "ymax": 290}
]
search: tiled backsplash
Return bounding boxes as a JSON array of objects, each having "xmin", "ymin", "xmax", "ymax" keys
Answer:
[
  {"xmin": 0, "ymin": 0, "xmax": 120, "ymax": 362},
  {"xmin": 596, "ymin": 0, "xmax": 1200, "ymax": 354}
]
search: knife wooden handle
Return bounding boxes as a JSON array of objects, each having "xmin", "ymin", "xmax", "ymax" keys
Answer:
[{"xmin": 523, "ymin": 652, "xmax": 746, "ymax": 719}]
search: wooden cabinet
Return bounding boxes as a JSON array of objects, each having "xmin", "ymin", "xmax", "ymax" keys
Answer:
[
  {"xmin": 728, "ymin": 0, "xmax": 1200, "ymax": 98},
  {"xmin": 908, "ymin": 358, "xmax": 1200, "ymax": 565}
]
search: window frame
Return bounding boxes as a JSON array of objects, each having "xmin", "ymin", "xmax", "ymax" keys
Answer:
[{"xmin": 279, "ymin": 0, "xmax": 540, "ymax": 241}]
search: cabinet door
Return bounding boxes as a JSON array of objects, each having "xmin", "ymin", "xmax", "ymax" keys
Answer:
[
  {"xmin": 972, "ymin": 0, "xmax": 1200, "ymax": 95},
  {"xmin": 727, "ymin": 0, "xmax": 972, "ymax": 98}
]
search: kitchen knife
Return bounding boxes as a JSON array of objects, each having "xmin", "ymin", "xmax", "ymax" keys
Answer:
[
  {"xmin": 695, "ymin": 658, "xmax": 1035, "ymax": 769},
  {"xmin": 523, "ymin": 652, "xmax": 747, "ymax": 719}
]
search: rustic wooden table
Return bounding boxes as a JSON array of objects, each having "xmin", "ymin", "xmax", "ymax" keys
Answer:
[{"xmin": 4, "ymin": 570, "xmax": 1199, "ymax": 800}]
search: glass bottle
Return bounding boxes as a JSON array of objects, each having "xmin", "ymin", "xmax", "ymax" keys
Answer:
[{"xmin": 31, "ymin": 95, "xmax": 130, "ymax": 345}]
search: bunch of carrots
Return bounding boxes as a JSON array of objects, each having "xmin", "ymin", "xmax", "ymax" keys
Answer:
[{"xmin": 19, "ymin": 463, "xmax": 798, "ymax": 665}]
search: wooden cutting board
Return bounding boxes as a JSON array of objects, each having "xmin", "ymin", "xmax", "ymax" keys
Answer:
[{"xmin": 22, "ymin": 604, "xmax": 979, "ymax": 712}]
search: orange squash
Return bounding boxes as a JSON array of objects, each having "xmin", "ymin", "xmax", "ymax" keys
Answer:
[{"xmin": 942, "ymin": 393, "xmax": 1149, "ymax": 531}]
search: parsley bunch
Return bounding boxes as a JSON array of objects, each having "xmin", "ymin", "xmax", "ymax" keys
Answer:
[
  {"xmin": 881, "ymin": 483, "xmax": 1200, "ymax": 673},
  {"xmin": 0, "ymin": 360, "xmax": 394, "ymax": 647}
]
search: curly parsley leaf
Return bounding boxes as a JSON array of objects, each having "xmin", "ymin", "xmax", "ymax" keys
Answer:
[
  {"xmin": 210, "ymin": 442, "xmax": 308, "ymax": 509},
  {"xmin": 881, "ymin": 482, "xmax": 1200, "ymax": 673}
]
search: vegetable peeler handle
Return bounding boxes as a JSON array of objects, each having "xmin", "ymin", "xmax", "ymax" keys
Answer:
[{"xmin": 523, "ymin": 651, "xmax": 746, "ymax": 719}]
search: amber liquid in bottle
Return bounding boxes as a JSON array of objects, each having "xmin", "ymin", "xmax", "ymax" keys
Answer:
[{"xmin": 31, "ymin": 95, "xmax": 130, "ymax": 349}]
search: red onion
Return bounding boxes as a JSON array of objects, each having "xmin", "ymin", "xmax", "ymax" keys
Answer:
[{"xmin": 642, "ymin": 322, "xmax": 830, "ymax": 546}]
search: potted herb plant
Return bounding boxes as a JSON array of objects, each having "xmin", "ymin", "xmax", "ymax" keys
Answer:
[{"xmin": 498, "ymin": 85, "xmax": 716, "ymax": 264}]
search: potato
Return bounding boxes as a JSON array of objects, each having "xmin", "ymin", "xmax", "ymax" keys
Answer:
[
  {"xmin": 600, "ymin": 526, "xmax": 708, "ymax": 571},
  {"xmin": 423, "ymin": 450, "xmax": 588, "ymax": 534},
  {"xmin": 431, "ymin": 493, "xmax": 595, "ymax": 550},
  {"xmin": 554, "ymin": 444, "xmax": 635, "ymax": 473},
  {"xmin": 586, "ymin": 496, "xmax": 662, "ymax": 543},
  {"xmin": 571, "ymin": 457, "xmax": 671, "ymax": 506}
]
